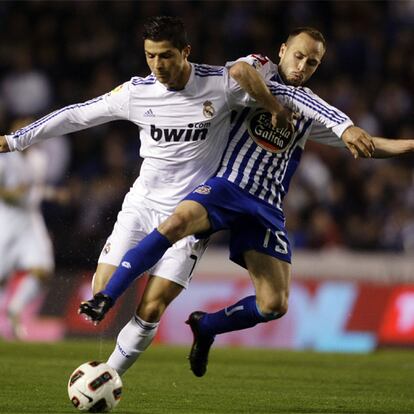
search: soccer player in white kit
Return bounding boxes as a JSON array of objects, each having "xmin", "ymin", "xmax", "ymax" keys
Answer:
[
  {"xmin": 0, "ymin": 141, "xmax": 54, "ymax": 338},
  {"xmin": 0, "ymin": 17, "xmax": 331, "ymax": 371},
  {"xmin": 78, "ymin": 27, "xmax": 414, "ymax": 377}
]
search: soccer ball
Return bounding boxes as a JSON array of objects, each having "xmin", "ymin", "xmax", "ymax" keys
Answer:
[{"xmin": 68, "ymin": 361, "xmax": 122, "ymax": 412}]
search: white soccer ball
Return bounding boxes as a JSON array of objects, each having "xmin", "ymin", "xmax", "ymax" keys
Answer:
[{"xmin": 68, "ymin": 361, "xmax": 122, "ymax": 412}]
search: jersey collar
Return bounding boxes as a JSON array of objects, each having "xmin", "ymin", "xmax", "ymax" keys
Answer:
[{"xmin": 155, "ymin": 63, "xmax": 195, "ymax": 93}]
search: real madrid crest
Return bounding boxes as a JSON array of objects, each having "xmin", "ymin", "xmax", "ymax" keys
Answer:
[
  {"xmin": 103, "ymin": 242, "xmax": 111, "ymax": 255},
  {"xmin": 203, "ymin": 100, "xmax": 215, "ymax": 118}
]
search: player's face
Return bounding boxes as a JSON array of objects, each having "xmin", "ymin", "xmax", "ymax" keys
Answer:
[
  {"xmin": 278, "ymin": 33, "xmax": 325, "ymax": 86},
  {"xmin": 144, "ymin": 39, "xmax": 191, "ymax": 90}
]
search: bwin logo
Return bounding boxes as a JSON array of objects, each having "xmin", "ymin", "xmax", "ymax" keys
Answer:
[{"xmin": 150, "ymin": 123, "xmax": 210, "ymax": 142}]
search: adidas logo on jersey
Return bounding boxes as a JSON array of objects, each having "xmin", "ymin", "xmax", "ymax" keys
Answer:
[
  {"xmin": 144, "ymin": 109, "xmax": 155, "ymax": 117},
  {"xmin": 150, "ymin": 123, "xmax": 211, "ymax": 142}
]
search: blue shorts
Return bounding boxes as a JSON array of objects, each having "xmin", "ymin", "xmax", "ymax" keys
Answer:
[{"xmin": 183, "ymin": 177, "xmax": 291, "ymax": 269}]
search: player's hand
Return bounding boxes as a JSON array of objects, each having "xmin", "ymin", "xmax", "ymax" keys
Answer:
[
  {"xmin": 78, "ymin": 292, "xmax": 114, "ymax": 325},
  {"xmin": 342, "ymin": 126, "xmax": 375, "ymax": 159},
  {"xmin": 270, "ymin": 107, "xmax": 297, "ymax": 132},
  {"xmin": 0, "ymin": 135, "xmax": 11, "ymax": 153}
]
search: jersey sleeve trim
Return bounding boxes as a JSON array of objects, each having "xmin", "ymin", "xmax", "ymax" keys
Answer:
[
  {"xmin": 194, "ymin": 64, "xmax": 224, "ymax": 77},
  {"xmin": 131, "ymin": 75, "xmax": 156, "ymax": 85},
  {"xmin": 331, "ymin": 119, "xmax": 354, "ymax": 137},
  {"xmin": 268, "ymin": 84, "xmax": 348, "ymax": 124}
]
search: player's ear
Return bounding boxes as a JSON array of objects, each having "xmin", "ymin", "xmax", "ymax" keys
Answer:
[
  {"xmin": 279, "ymin": 43, "xmax": 287, "ymax": 59},
  {"xmin": 182, "ymin": 45, "xmax": 191, "ymax": 60}
]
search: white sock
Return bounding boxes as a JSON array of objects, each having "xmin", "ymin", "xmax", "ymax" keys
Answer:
[
  {"xmin": 8, "ymin": 274, "xmax": 42, "ymax": 316},
  {"xmin": 107, "ymin": 315, "xmax": 159, "ymax": 376}
]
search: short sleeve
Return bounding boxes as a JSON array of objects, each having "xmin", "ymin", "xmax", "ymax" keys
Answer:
[{"xmin": 223, "ymin": 68, "xmax": 257, "ymax": 109}]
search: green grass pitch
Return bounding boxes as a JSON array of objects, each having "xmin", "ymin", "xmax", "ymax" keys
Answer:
[{"xmin": 0, "ymin": 340, "xmax": 413, "ymax": 413}]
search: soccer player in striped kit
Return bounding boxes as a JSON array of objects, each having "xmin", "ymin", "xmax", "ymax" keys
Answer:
[{"xmin": 79, "ymin": 27, "xmax": 414, "ymax": 377}]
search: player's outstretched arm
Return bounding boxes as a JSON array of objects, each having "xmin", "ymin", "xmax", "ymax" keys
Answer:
[
  {"xmin": 2, "ymin": 83, "xmax": 131, "ymax": 152},
  {"xmin": 369, "ymin": 137, "xmax": 414, "ymax": 158},
  {"xmin": 0, "ymin": 136, "xmax": 11, "ymax": 153},
  {"xmin": 341, "ymin": 128, "xmax": 414, "ymax": 158},
  {"xmin": 229, "ymin": 62, "xmax": 287, "ymax": 127},
  {"xmin": 267, "ymin": 83, "xmax": 376, "ymax": 158}
]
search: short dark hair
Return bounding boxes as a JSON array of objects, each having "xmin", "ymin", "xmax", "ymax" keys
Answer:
[
  {"xmin": 287, "ymin": 27, "xmax": 326, "ymax": 50},
  {"xmin": 143, "ymin": 16, "xmax": 189, "ymax": 51}
]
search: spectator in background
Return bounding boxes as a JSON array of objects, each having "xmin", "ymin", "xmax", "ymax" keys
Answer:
[
  {"xmin": 0, "ymin": 119, "xmax": 55, "ymax": 338},
  {"xmin": 1, "ymin": 47, "xmax": 52, "ymax": 117}
]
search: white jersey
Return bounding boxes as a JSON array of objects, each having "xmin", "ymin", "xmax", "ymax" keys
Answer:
[
  {"xmin": 218, "ymin": 54, "xmax": 353, "ymax": 211},
  {"xmin": 5, "ymin": 64, "xmax": 252, "ymax": 213},
  {"xmin": 0, "ymin": 152, "xmax": 33, "ymax": 213}
]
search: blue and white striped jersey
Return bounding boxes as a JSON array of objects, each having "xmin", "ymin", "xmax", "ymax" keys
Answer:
[{"xmin": 218, "ymin": 54, "xmax": 352, "ymax": 211}]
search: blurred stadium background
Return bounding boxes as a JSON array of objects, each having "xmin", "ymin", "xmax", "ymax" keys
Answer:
[{"xmin": 0, "ymin": 1, "xmax": 413, "ymax": 352}]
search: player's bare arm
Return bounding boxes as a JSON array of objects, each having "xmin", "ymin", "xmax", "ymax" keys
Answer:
[
  {"xmin": 0, "ymin": 136, "xmax": 11, "ymax": 153},
  {"xmin": 341, "ymin": 126, "xmax": 375, "ymax": 159},
  {"xmin": 229, "ymin": 62, "xmax": 288, "ymax": 127},
  {"xmin": 368, "ymin": 137, "xmax": 414, "ymax": 158}
]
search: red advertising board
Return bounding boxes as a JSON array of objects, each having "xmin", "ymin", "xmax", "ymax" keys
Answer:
[
  {"xmin": 1, "ymin": 270, "xmax": 413, "ymax": 351},
  {"xmin": 379, "ymin": 286, "xmax": 414, "ymax": 345}
]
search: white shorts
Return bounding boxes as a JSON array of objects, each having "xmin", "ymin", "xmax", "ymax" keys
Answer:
[
  {"xmin": 97, "ymin": 193, "xmax": 208, "ymax": 289},
  {"xmin": 0, "ymin": 210, "xmax": 54, "ymax": 282}
]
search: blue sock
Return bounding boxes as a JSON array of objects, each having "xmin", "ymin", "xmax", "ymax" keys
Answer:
[
  {"xmin": 103, "ymin": 229, "xmax": 172, "ymax": 301},
  {"xmin": 199, "ymin": 295, "xmax": 282, "ymax": 337}
]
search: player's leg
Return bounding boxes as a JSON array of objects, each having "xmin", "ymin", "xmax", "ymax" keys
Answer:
[
  {"xmin": 91, "ymin": 195, "xmax": 145, "ymax": 296},
  {"xmin": 191, "ymin": 251, "xmax": 289, "ymax": 334},
  {"xmin": 0, "ymin": 250, "xmax": 14, "ymax": 311},
  {"xmin": 0, "ymin": 224, "xmax": 18, "ymax": 306},
  {"xmin": 245, "ymin": 250, "xmax": 290, "ymax": 316},
  {"xmin": 81, "ymin": 177, "xmax": 236, "ymax": 321},
  {"xmin": 8, "ymin": 215, "xmax": 55, "ymax": 338},
  {"xmin": 158, "ymin": 200, "xmax": 211, "ymax": 241},
  {"xmin": 7, "ymin": 267, "xmax": 52, "ymax": 339},
  {"xmin": 106, "ymin": 234, "xmax": 206, "ymax": 376},
  {"xmin": 187, "ymin": 252, "xmax": 289, "ymax": 377},
  {"xmin": 92, "ymin": 263, "xmax": 117, "ymax": 295},
  {"xmin": 100, "ymin": 200, "xmax": 210, "ymax": 302},
  {"xmin": 107, "ymin": 276, "xmax": 183, "ymax": 375},
  {"xmin": 187, "ymin": 205, "xmax": 291, "ymax": 376},
  {"xmin": 88, "ymin": 196, "xmax": 177, "ymax": 299}
]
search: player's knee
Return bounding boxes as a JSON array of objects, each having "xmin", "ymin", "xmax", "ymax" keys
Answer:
[
  {"xmin": 257, "ymin": 293, "xmax": 289, "ymax": 319},
  {"xmin": 137, "ymin": 299, "xmax": 166, "ymax": 323},
  {"xmin": 159, "ymin": 212, "xmax": 191, "ymax": 242}
]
